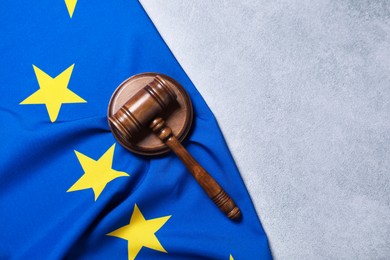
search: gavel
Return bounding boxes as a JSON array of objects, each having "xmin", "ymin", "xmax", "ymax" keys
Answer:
[{"xmin": 108, "ymin": 75, "xmax": 241, "ymax": 220}]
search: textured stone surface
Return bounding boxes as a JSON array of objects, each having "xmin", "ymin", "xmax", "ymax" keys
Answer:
[{"xmin": 140, "ymin": 1, "xmax": 390, "ymax": 259}]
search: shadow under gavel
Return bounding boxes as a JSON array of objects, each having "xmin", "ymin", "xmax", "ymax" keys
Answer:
[{"xmin": 109, "ymin": 76, "xmax": 241, "ymax": 220}]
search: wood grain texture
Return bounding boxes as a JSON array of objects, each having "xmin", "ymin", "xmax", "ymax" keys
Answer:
[{"xmin": 150, "ymin": 117, "xmax": 241, "ymax": 220}]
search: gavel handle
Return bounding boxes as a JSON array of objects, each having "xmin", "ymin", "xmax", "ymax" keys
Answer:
[{"xmin": 150, "ymin": 117, "xmax": 241, "ymax": 220}]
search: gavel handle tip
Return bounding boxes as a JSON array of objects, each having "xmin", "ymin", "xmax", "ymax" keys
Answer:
[
  {"xmin": 212, "ymin": 189, "xmax": 241, "ymax": 221},
  {"xmin": 227, "ymin": 207, "xmax": 242, "ymax": 221}
]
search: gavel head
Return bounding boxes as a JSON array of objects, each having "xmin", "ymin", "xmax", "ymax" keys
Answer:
[
  {"xmin": 109, "ymin": 75, "xmax": 177, "ymax": 143},
  {"xmin": 108, "ymin": 73, "xmax": 193, "ymax": 156}
]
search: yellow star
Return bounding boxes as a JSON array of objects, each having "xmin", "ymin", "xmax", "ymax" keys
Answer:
[
  {"xmin": 67, "ymin": 144, "xmax": 129, "ymax": 201},
  {"xmin": 65, "ymin": 0, "xmax": 78, "ymax": 18},
  {"xmin": 20, "ymin": 64, "xmax": 86, "ymax": 122},
  {"xmin": 107, "ymin": 204, "xmax": 171, "ymax": 260}
]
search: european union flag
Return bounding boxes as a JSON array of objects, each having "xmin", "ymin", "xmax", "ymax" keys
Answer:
[{"xmin": 0, "ymin": 1, "xmax": 272, "ymax": 259}]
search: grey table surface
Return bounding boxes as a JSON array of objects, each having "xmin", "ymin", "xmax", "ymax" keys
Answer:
[{"xmin": 139, "ymin": 1, "xmax": 390, "ymax": 259}]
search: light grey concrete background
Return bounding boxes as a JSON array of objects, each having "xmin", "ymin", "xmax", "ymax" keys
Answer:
[{"xmin": 139, "ymin": 1, "xmax": 390, "ymax": 259}]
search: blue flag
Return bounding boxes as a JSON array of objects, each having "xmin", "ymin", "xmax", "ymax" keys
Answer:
[{"xmin": 0, "ymin": 1, "xmax": 272, "ymax": 259}]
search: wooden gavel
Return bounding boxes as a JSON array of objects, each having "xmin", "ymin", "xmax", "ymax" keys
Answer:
[{"xmin": 108, "ymin": 75, "xmax": 241, "ymax": 220}]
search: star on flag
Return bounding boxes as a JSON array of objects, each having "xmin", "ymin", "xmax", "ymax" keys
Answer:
[
  {"xmin": 20, "ymin": 64, "xmax": 86, "ymax": 122},
  {"xmin": 107, "ymin": 204, "xmax": 171, "ymax": 260},
  {"xmin": 67, "ymin": 144, "xmax": 129, "ymax": 201},
  {"xmin": 64, "ymin": 0, "xmax": 78, "ymax": 18}
]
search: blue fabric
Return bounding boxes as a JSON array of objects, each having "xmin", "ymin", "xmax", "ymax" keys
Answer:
[{"xmin": 0, "ymin": 1, "xmax": 272, "ymax": 259}]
